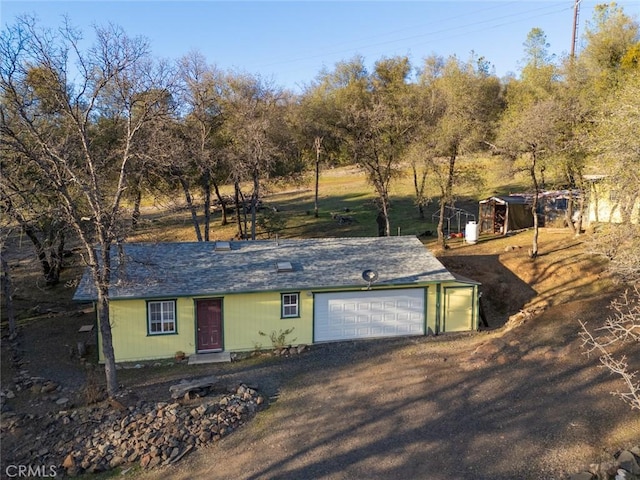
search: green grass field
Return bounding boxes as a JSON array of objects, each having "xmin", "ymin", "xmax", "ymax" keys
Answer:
[{"xmin": 129, "ymin": 159, "xmax": 538, "ymax": 245}]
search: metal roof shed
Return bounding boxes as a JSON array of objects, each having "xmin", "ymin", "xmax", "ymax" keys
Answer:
[{"xmin": 479, "ymin": 196, "xmax": 534, "ymax": 235}]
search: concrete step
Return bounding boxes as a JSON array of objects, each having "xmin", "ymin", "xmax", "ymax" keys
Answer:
[{"xmin": 188, "ymin": 352, "xmax": 231, "ymax": 365}]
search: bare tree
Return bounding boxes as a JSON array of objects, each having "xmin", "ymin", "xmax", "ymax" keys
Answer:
[
  {"xmin": 0, "ymin": 16, "xmax": 175, "ymax": 396},
  {"xmin": 178, "ymin": 51, "xmax": 228, "ymax": 240},
  {"xmin": 580, "ymin": 284, "xmax": 640, "ymax": 411},
  {"xmin": 220, "ymin": 73, "xmax": 281, "ymax": 240}
]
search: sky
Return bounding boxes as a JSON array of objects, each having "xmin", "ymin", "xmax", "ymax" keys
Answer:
[{"xmin": 2, "ymin": 0, "xmax": 640, "ymax": 92}]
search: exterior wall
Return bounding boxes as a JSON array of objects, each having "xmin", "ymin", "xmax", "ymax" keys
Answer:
[
  {"xmin": 100, "ymin": 298, "xmax": 197, "ymax": 363},
  {"xmin": 425, "ymin": 281, "xmax": 479, "ymax": 334},
  {"xmin": 101, "ymin": 291, "xmax": 314, "ymax": 362},
  {"xmin": 222, "ymin": 290, "xmax": 313, "ymax": 352},
  {"xmin": 101, "ymin": 282, "xmax": 478, "ymax": 363}
]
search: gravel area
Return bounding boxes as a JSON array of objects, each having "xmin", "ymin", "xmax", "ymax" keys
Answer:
[{"xmin": 130, "ymin": 296, "xmax": 640, "ymax": 480}]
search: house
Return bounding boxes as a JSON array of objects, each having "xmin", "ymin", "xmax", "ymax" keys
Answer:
[
  {"xmin": 73, "ymin": 236, "xmax": 480, "ymax": 363},
  {"xmin": 584, "ymin": 175, "xmax": 640, "ymax": 225},
  {"xmin": 479, "ymin": 196, "xmax": 534, "ymax": 235}
]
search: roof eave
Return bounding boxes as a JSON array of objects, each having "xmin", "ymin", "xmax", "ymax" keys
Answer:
[{"xmin": 88, "ymin": 278, "xmax": 457, "ymax": 302}]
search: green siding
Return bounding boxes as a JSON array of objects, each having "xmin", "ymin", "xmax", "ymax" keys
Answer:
[
  {"xmin": 100, "ymin": 281, "xmax": 478, "ymax": 363},
  {"xmin": 101, "ymin": 298, "xmax": 196, "ymax": 362},
  {"xmin": 222, "ymin": 291, "xmax": 313, "ymax": 351},
  {"xmin": 442, "ymin": 285, "xmax": 477, "ymax": 332}
]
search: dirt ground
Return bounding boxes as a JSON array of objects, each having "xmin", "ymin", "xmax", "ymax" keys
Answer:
[{"xmin": 2, "ymin": 229, "xmax": 639, "ymax": 479}]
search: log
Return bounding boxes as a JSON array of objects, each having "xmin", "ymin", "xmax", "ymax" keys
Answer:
[{"xmin": 169, "ymin": 376, "xmax": 219, "ymax": 400}]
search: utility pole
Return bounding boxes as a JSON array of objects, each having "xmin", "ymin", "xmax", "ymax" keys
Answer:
[{"xmin": 571, "ymin": 0, "xmax": 582, "ymax": 58}]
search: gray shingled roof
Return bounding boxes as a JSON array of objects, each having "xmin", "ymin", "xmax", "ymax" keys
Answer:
[{"xmin": 73, "ymin": 236, "xmax": 457, "ymax": 301}]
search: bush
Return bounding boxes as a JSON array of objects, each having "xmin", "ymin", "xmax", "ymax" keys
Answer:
[
  {"xmin": 258, "ymin": 328, "xmax": 296, "ymax": 350},
  {"xmin": 84, "ymin": 367, "xmax": 106, "ymax": 405}
]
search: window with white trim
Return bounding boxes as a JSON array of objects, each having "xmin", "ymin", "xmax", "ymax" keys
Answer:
[
  {"xmin": 281, "ymin": 293, "xmax": 299, "ymax": 318},
  {"xmin": 147, "ymin": 300, "xmax": 177, "ymax": 334}
]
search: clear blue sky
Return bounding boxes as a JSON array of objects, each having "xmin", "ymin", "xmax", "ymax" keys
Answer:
[{"xmin": 2, "ymin": 1, "xmax": 639, "ymax": 92}]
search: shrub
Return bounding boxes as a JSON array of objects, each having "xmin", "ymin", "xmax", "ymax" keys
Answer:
[
  {"xmin": 258, "ymin": 328, "xmax": 297, "ymax": 350},
  {"xmin": 84, "ymin": 367, "xmax": 106, "ymax": 405}
]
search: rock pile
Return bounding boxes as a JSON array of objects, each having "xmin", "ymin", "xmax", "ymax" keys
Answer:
[
  {"xmin": 1, "ymin": 383, "xmax": 264, "ymax": 476},
  {"xmin": 1, "ymin": 369, "xmax": 73, "ymax": 413},
  {"xmin": 570, "ymin": 447, "xmax": 640, "ymax": 480}
]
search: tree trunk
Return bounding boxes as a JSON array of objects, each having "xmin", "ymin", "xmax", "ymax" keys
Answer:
[
  {"xmin": 177, "ymin": 175, "xmax": 203, "ymax": 242},
  {"xmin": 412, "ymin": 164, "xmax": 420, "ymax": 217},
  {"xmin": 565, "ymin": 194, "xmax": 576, "ymax": 234},
  {"xmin": 1, "ymin": 244, "xmax": 17, "ymax": 338},
  {"xmin": 412, "ymin": 162, "xmax": 428, "ymax": 220},
  {"xmin": 437, "ymin": 198, "xmax": 447, "ymax": 247},
  {"xmin": 250, "ymin": 168, "xmax": 260, "ymax": 240},
  {"xmin": 233, "ymin": 182, "xmax": 244, "ymax": 239},
  {"xmin": 96, "ymin": 246, "xmax": 118, "ymax": 398},
  {"xmin": 97, "ymin": 292, "xmax": 118, "ymax": 397},
  {"xmin": 130, "ymin": 172, "xmax": 143, "ymax": 229},
  {"xmin": 202, "ymin": 170, "xmax": 211, "ymax": 242},
  {"xmin": 132, "ymin": 186, "xmax": 142, "ymax": 228},
  {"xmin": 438, "ymin": 155, "xmax": 456, "ymax": 249},
  {"xmin": 531, "ymin": 197, "xmax": 540, "ymax": 258},
  {"xmin": 22, "ymin": 224, "xmax": 53, "ymax": 283},
  {"xmin": 575, "ymin": 193, "xmax": 585, "ymax": 235},
  {"xmin": 381, "ymin": 196, "xmax": 391, "ymax": 237},
  {"xmin": 46, "ymin": 230, "xmax": 65, "ymax": 286},
  {"xmin": 212, "ymin": 178, "xmax": 228, "ymax": 226},
  {"xmin": 530, "ymin": 153, "xmax": 540, "ymax": 258},
  {"xmin": 564, "ymin": 167, "xmax": 577, "ymax": 235}
]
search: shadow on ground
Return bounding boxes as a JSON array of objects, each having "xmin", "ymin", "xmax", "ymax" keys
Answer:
[
  {"xmin": 132, "ymin": 295, "xmax": 639, "ymax": 480},
  {"xmin": 439, "ymin": 254, "xmax": 537, "ymax": 328}
]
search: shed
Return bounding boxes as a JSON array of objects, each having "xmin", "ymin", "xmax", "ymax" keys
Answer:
[
  {"xmin": 479, "ymin": 196, "xmax": 534, "ymax": 235},
  {"xmin": 73, "ymin": 236, "xmax": 481, "ymax": 363},
  {"xmin": 584, "ymin": 175, "xmax": 640, "ymax": 225},
  {"xmin": 538, "ymin": 190, "xmax": 581, "ymax": 227}
]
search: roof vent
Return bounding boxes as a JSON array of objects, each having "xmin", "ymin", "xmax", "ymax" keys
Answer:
[
  {"xmin": 214, "ymin": 241, "xmax": 231, "ymax": 252},
  {"xmin": 276, "ymin": 261, "xmax": 293, "ymax": 273}
]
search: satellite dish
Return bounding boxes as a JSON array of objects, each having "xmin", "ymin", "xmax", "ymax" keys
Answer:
[{"xmin": 362, "ymin": 269, "xmax": 379, "ymax": 287}]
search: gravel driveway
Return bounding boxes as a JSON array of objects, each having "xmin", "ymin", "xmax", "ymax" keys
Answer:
[{"xmin": 131, "ymin": 295, "xmax": 640, "ymax": 480}]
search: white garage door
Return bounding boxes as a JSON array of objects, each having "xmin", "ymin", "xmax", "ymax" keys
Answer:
[{"xmin": 314, "ymin": 289, "xmax": 425, "ymax": 342}]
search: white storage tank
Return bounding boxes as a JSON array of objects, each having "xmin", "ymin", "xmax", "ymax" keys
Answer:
[{"xmin": 465, "ymin": 221, "xmax": 479, "ymax": 244}]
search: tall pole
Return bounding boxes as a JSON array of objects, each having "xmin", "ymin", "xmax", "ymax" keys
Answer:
[
  {"xmin": 571, "ymin": 0, "xmax": 581, "ymax": 58},
  {"xmin": 313, "ymin": 136, "xmax": 322, "ymax": 218}
]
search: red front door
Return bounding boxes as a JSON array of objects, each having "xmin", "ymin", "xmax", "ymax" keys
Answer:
[{"xmin": 196, "ymin": 299, "xmax": 222, "ymax": 351}]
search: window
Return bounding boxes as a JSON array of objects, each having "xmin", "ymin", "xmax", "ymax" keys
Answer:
[
  {"xmin": 147, "ymin": 300, "xmax": 177, "ymax": 334},
  {"xmin": 281, "ymin": 293, "xmax": 299, "ymax": 318}
]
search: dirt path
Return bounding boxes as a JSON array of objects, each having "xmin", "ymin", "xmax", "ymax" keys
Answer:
[{"xmin": 131, "ymin": 296, "xmax": 640, "ymax": 480}]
